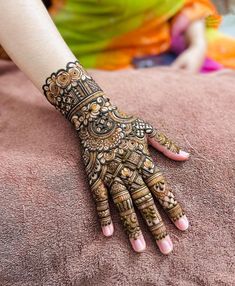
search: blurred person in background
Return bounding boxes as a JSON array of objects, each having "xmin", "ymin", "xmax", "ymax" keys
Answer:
[{"xmin": 43, "ymin": 0, "xmax": 235, "ymax": 72}]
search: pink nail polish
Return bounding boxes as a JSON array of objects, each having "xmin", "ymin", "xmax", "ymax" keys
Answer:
[
  {"xmin": 179, "ymin": 150, "xmax": 190, "ymax": 158},
  {"xmin": 131, "ymin": 238, "xmax": 146, "ymax": 252},
  {"xmin": 102, "ymin": 224, "xmax": 114, "ymax": 236},
  {"xmin": 166, "ymin": 236, "xmax": 173, "ymax": 248},
  {"xmin": 175, "ymin": 215, "xmax": 189, "ymax": 231},
  {"xmin": 157, "ymin": 237, "xmax": 173, "ymax": 254}
]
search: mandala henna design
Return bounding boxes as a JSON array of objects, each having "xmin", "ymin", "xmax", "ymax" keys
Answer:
[
  {"xmin": 43, "ymin": 61, "xmax": 104, "ymax": 118},
  {"xmin": 43, "ymin": 60, "xmax": 185, "ymax": 243}
]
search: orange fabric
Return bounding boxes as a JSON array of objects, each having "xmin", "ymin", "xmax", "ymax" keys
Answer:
[
  {"xmin": 97, "ymin": 0, "xmax": 221, "ymax": 70},
  {"xmin": 207, "ymin": 32, "xmax": 235, "ymax": 69},
  {"xmin": 48, "ymin": 0, "xmax": 66, "ymax": 16},
  {"xmin": 182, "ymin": 0, "xmax": 220, "ymax": 23},
  {"xmin": 181, "ymin": 0, "xmax": 235, "ymax": 69},
  {"xmin": 97, "ymin": 16, "xmax": 171, "ymax": 70},
  {"xmin": 49, "ymin": 0, "xmax": 235, "ymax": 71}
]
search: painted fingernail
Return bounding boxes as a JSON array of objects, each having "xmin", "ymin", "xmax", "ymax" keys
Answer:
[
  {"xmin": 130, "ymin": 236, "xmax": 146, "ymax": 252},
  {"xmin": 166, "ymin": 235, "xmax": 173, "ymax": 248},
  {"xmin": 102, "ymin": 223, "xmax": 114, "ymax": 236},
  {"xmin": 175, "ymin": 215, "xmax": 189, "ymax": 231},
  {"xmin": 179, "ymin": 150, "xmax": 190, "ymax": 158},
  {"xmin": 157, "ymin": 235, "xmax": 173, "ymax": 255}
]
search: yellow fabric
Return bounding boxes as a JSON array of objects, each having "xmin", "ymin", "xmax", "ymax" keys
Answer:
[{"xmin": 51, "ymin": 0, "xmax": 235, "ymax": 70}]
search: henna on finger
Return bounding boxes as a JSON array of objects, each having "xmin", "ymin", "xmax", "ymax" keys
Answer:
[
  {"xmin": 120, "ymin": 169, "xmax": 167, "ymax": 241},
  {"xmin": 104, "ymin": 147, "xmax": 167, "ymax": 240},
  {"xmin": 42, "ymin": 60, "xmax": 187, "ymax": 245},
  {"xmin": 110, "ymin": 179, "xmax": 141, "ymax": 240},
  {"xmin": 91, "ymin": 179, "xmax": 112, "ymax": 226},
  {"xmin": 140, "ymin": 156, "xmax": 185, "ymax": 221},
  {"xmin": 148, "ymin": 129, "xmax": 181, "ymax": 154}
]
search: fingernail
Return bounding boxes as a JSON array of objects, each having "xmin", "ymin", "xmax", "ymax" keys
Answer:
[
  {"xmin": 157, "ymin": 236, "xmax": 173, "ymax": 255},
  {"xmin": 166, "ymin": 235, "xmax": 173, "ymax": 248},
  {"xmin": 174, "ymin": 215, "xmax": 189, "ymax": 231},
  {"xmin": 102, "ymin": 223, "xmax": 114, "ymax": 236},
  {"xmin": 130, "ymin": 236, "xmax": 146, "ymax": 252},
  {"xmin": 179, "ymin": 150, "xmax": 190, "ymax": 158}
]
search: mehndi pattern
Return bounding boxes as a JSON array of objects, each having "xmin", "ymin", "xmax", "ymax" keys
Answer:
[{"xmin": 43, "ymin": 61, "xmax": 184, "ymax": 241}]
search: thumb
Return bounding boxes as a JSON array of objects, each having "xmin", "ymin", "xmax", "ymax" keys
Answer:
[{"xmin": 147, "ymin": 128, "xmax": 190, "ymax": 161}]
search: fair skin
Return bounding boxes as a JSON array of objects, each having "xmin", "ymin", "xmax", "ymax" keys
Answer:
[
  {"xmin": 171, "ymin": 15, "xmax": 207, "ymax": 72},
  {"xmin": 0, "ymin": 0, "xmax": 193, "ymax": 255}
]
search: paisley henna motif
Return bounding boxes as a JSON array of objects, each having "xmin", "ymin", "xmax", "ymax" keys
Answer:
[{"xmin": 43, "ymin": 61, "xmax": 185, "ymax": 241}]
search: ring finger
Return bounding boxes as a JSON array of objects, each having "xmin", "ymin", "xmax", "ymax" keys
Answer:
[
  {"xmin": 120, "ymin": 167, "xmax": 173, "ymax": 254},
  {"xmin": 140, "ymin": 156, "xmax": 189, "ymax": 231}
]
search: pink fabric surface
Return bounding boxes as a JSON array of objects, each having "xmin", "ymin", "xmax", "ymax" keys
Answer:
[{"xmin": 0, "ymin": 60, "xmax": 234, "ymax": 286}]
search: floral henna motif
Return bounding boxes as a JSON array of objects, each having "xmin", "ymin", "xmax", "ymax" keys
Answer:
[
  {"xmin": 111, "ymin": 180, "xmax": 141, "ymax": 239},
  {"xmin": 43, "ymin": 61, "xmax": 104, "ymax": 117},
  {"xmin": 148, "ymin": 130, "xmax": 181, "ymax": 154},
  {"xmin": 91, "ymin": 180, "xmax": 111, "ymax": 226},
  {"xmin": 43, "ymin": 61, "xmax": 184, "ymax": 242},
  {"xmin": 141, "ymin": 156, "xmax": 184, "ymax": 221}
]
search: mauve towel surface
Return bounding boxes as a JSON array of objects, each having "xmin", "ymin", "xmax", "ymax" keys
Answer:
[{"xmin": 0, "ymin": 60, "xmax": 234, "ymax": 286}]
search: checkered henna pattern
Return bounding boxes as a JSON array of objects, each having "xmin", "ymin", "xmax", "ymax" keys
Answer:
[{"xmin": 43, "ymin": 61, "xmax": 185, "ymax": 242}]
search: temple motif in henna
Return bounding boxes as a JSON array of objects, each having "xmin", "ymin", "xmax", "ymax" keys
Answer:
[{"xmin": 43, "ymin": 61, "xmax": 184, "ymax": 241}]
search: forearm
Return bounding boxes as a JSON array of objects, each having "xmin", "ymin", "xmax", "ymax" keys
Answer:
[
  {"xmin": 186, "ymin": 19, "xmax": 206, "ymax": 49},
  {"xmin": 0, "ymin": 0, "xmax": 76, "ymax": 89},
  {"xmin": 0, "ymin": 1, "xmax": 190, "ymax": 254}
]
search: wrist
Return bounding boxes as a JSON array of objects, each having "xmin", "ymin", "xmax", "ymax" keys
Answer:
[
  {"xmin": 186, "ymin": 19, "xmax": 206, "ymax": 50},
  {"xmin": 42, "ymin": 61, "xmax": 106, "ymax": 121},
  {"xmin": 189, "ymin": 39, "xmax": 206, "ymax": 55}
]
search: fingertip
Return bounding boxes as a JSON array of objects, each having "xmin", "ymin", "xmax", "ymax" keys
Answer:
[
  {"xmin": 156, "ymin": 235, "xmax": 173, "ymax": 255},
  {"xmin": 178, "ymin": 150, "xmax": 190, "ymax": 160},
  {"xmin": 130, "ymin": 234, "xmax": 146, "ymax": 253},
  {"xmin": 102, "ymin": 222, "xmax": 114, "ymax": 237},
  {"xmin": 163, "ymin": 149, "xmax": 190, "ymax": 161},
  {"xmin": 148, "ymin": 137, "xmax": 190, "ymax": 161},
  {"xmin": 174, "ymin": 215, "xmax": 189, "ymax": 231},
  {"xmin": 179, "ymin": 150, "xmax": 190, "ymax": 157}
]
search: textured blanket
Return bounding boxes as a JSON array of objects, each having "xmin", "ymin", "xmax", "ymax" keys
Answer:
[{"xmin": 0, "ymin": 60, "xmax": 234, "ymax": 286}]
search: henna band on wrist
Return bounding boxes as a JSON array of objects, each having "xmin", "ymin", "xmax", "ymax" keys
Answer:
[
  {"xmin": 42, "ymin": 61, "xmax": 185, "ymax": 242},
  {"xmin": 43, "ymin": 61, "xmax": 104, "ymax": 120}
]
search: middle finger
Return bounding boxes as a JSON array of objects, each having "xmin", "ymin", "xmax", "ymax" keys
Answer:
[
  {"xmin": 120, "ymin": 167, "xmax": 173, "ymax": 254},
  {"xmin": 110, "ymin": 177, "xmax": 146, "ymax": 252}
]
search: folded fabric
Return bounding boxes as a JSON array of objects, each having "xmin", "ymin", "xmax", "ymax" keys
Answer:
[{"xmin": 0, "ymin": 60, "xmax": 234, "ymax": 285}]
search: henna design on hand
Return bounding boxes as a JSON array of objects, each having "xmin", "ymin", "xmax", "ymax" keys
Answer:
[
  {"xmin": 148, "ymin": 131, "xmax": 180, "ymax": 154},
  {"xmin": 43, "ymin": 61, "xmax": 185, "ymax": 242}
]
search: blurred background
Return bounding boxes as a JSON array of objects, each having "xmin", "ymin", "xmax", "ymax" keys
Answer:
[{"xmin": 213, "ymin": 0, "xmax": 235, "ymax": 36}]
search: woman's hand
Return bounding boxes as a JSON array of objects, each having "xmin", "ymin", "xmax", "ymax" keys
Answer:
[
  {"xmin": 43, "ymin": 61, "xmax": 190, "ymax": 255},
  {"xmin": 172, "ymin": 43, "xmax": 206, "ymax": 73},
  {"xmin": 171, "ymin": 16, "xmax": 207, "ymax": 73},
  {"xmin": 0, "ymin": 0, "xmax": 189, "ymax": 255}
]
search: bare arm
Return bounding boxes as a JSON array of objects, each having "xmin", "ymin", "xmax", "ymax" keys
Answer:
[
  {"xmin": 172, "ymin": 18, "xmax": 207, "ymax": 73},
  {"xmin": 186, "ymin": 19, "xmax": 206, "ymax": 50},
  {"xmin": 0, "ymin": 0, "xmax": 190, "ymax": 254},
  {"xmin": 0, "ymin": 0, "xmax": 76, "ymax": 87}
]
